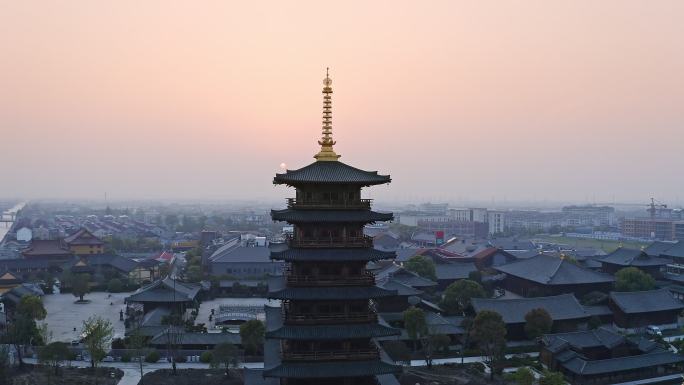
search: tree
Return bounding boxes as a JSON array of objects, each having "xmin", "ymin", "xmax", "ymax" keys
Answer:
[
  {"xmin": 4, "ymin": 295, "xmax": 47, "ymax": 368},
  {"xmin": 524, "ymin": 308, "xmax": 553, "ymax": 340},
  {"xmin": 422, "ymin": 333, "xmax": 450, "ymax": 368},
  {"xmin": 82, "ymin": 316, "xmax": 114, "ymax": 370},
  {"xmin": 615, "ymin": 267, "xmax": 656, "ymax": 292},
  {"xmin": 126, "ymin": 320, "xmax": 148, "ymax": 385},
  {"xmin": 71, "ymin": 273, "xmax": 91, "ymax": 302},
  {"xmin": 471, "ymin": 310, "xmax": 507, "ymax": 380},
  {"xmin": 460, "ymin": 316, "xmax": 473, "ymax": 364},
  {"xmin": 539, "ymin": 370, "xmax": 565, "ymax": 385},
  {"xmin": 506, "ymin": 367, "xmax": 535, "ymax": 385},
  {"xmin": 107, "ymin": 278, "xmax": 123, "ymax": 293},
  {"xmin": 440, "ymin": 279, "xmax": 486, "ymax": 315},
  {"xmin": 403, "ymin": 307, "xmax": 427, "ymax": 351},
  {"xmin": 211, "ymin": 343, "xmax": 240, "ymax": 377},
  {"xmin": 0, "ymin": 345, "xmax": 10, "ymax": 385},
  {"xmin": 186, "ymin": 265, "xmax": 203, "ymax": 283},
  {"xmin": 38, "ymin": 342, "xmax": 70, "ymax": 377},
  {"xmin": 404, "ymin": 255, "xmax": 437, "ymax": 281},
  {"xmin": 239, "ymin": 319, "xmax": 265, "ymax": 355}
]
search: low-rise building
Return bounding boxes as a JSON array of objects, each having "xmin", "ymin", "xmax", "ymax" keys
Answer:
[
  {"xmin": 608, "ymin": 289, "xmax": 684, "ymax": 332},
  {"xmin": 598, "ymin": 247, "xmax": 671, "ymax": 279},
  {"xmin": 63, "ymin": 228, "xmax": 105, "ymax": 255}
]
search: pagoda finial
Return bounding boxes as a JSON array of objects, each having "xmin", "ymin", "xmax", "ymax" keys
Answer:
[{"xmin": 314, "ymin": 67, "xmax": 341, "ymax": 161}]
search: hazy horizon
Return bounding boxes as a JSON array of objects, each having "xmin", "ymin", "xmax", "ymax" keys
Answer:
[{"xmin": 2, "ymin": 1, "xmax": 683, "ymax": 205}]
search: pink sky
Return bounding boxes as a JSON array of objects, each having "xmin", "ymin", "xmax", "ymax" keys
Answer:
[{"xmin": 1, "ymin": 1, "xmax": 683, "ymax": 204}]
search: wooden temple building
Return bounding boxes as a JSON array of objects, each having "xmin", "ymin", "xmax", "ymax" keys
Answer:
[{"xmin": 248, "ymin": 71, "xmax": 401, "ymax": 385}]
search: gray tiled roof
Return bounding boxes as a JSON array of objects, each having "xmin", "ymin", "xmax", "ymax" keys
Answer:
[
  {"xmin": 659, "ymin": 241, "xmax": 684, "ymax": 258},
  {"xmin": 435, "ymin": 262, "xmax": 477, "ymax": 281},
  {"xmin": 271, "ymin": 209, "xmax": 393, "ymax": 223},
  {"xmin": 378, "ymin": 279, "xmax": 422, "ymax": 296},
  {"xmin": 472, "ymin": 294, "xmax": 589, "ymax": 324},
  {"xmin": 494, "ymin": 254, "xmax": 614, "ymax": 285},
  {"xmin": 210, "ymin": 243, "xmax": 272, "ymax": 263},
  {"xmin": 599, "ymin": 247, "xmax": 671, "ymax": 267},
  {"xmin": 268, "ymin": 285, "xmax": 396, "ymax": 300},
  {"xmin": 562, "ymin": 350, "xmax": 684, "ymax": 375},
  {"xmin": 273, "ymin": 161, "xmax": 391, "ymax": 186},
  {"xmin": 645, "ymin": 241, "xmax": 680, "ymax": 257},
  {"xmin": 264, "ymin": 360, "xmax": 401, "ymax": 378},
  {"xmin": 609, "ymin": 289, "xmax": 684, "ymax": 314},
  {"xmin": 149, "ymin": 331, "xmax": 240, "ymax": 346},
  {"xmin": 125, "ymin": 277, "xmax": 201, "ymax": 303},
  {"xmin": 270, "ymin": 247, "xmax": 395, "ymax": 262},
  {"xmin": 266, "ymin": 323, "xmax": 400, "ymax": 340},
  {"xmin": 543, "ymin": 328, "xmax": 625, "ymax": 353}
]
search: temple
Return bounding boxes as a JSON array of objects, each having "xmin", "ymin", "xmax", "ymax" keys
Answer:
[{"xmin": 248, "ymin": 70, "xmax": 401, "ymax": 385}]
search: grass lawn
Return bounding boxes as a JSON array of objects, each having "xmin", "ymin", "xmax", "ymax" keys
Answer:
[{"xmin": 533, "ymin": 235, "xmax": 649, "ymax": 253}]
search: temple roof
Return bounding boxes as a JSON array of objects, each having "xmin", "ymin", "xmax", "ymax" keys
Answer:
[
  {"xmin": 562, "ymin": 350, "xmax": 684, "ymax": 375},
  {"xmin": 266, "ymin": 323, "xmax": 400, "ymax": 340},
  {"xmin": 472, "ymin": 294, "xmax": 589, "ymax": 324},
  {"xmin": 494, "ymin": 254, "xmax": 614, "ymax": 285},
  {"xmin": 21, "ymin": 240, "xmax": 72, "ymax": 257},
  {"xmin": 543, "ymin": 328, "xmax": 625, "ymax": 353},
  {"xmin": 264, "ymin": 360, "xmax": 400, "ymax": 378},
  {"xmin": 125, "ymin": 277, "xmax": 201, "ymax": 303},
  {"xmin": 274, "ymin": 161, "xmax": 390, "ymax": 186},
  {"xmin": 63, "ymin": 228, "xmax": 104, "ymax": 246},
  {"xmin": 271, "ymin": 209, "xmax": 393, "ymax": 223},
  {"xmin": 599, "ymin": 247, "xmax": 671, "ymax": 267},
  {"xmin": 270, "ymin": 247, "xmax": 395, "ymax": 262},
  {"xmin": 609, "ymin": 289, "xmax": 684, "ymax": 314}
]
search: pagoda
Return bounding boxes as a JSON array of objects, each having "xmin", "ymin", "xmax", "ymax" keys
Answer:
[{"xmin": 258, "ymin": 70, "xmax": 401, "ymax": 385}]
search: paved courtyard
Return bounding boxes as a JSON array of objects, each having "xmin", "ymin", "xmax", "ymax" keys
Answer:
[{"xmin": 40, "ymin": 291, "xmax": 133, "ymax": 343}]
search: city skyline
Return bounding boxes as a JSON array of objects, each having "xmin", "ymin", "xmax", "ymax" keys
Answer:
[{"xmin": 2, "ymin": 1, "xmax": 684, "ymax": 203}]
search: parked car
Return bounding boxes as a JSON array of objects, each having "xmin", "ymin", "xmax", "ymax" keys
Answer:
[{"xmin": 646, "ymin": 325, "xmax": 662, "ymax": 337}]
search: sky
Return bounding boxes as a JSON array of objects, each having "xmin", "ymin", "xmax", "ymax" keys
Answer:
[{"xmin": 1, "ymin": 1, "xmax": 683, "ymax": 206}]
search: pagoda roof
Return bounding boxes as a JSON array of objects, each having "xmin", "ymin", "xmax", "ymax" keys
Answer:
[
  {"xmin": 472, "ymin": 294, "xmax": 589, "ymax": 324},
  {"xmin": 21, "ymin": 240, "xmax": 72, "ymax": 257},
  {"xmin": 268, "ymin": 285, "xmax": 396, "ymax": 301},
  {"xmin": 264, "ymin": 360, "xmax": 400, "ymax": 378},
  {"xmin": 273, "ymin": 161, "xmax": 390, "ymax": 186},
  {"xmin": 270, "ymin": 247, "xmax": 395, "ymax": 262},
  {"xmin": 125, "ymin": 277, "xmax": 201, "ymax": 303},
  {"xmin": 271, "ymin": 209, "xmax": 393, "ymax": 223},
  {"xmin": 266, "ymin": 323, "xmax": 400, "ymax": 340}
]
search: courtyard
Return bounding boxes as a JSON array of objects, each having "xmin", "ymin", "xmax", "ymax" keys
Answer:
[{"xmin": 40, "ymin": 291, "xmax": 132, "ymax": 343}]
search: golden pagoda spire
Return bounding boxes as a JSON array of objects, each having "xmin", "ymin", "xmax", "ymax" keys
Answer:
[{"xmin": 314, "ymin": 67, "xmax": 341, "ymax": 161}]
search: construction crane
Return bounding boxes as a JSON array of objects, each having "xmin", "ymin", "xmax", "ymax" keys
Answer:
[{"xmin": 647, "ymin": 197, "xmax": 668, "ymax": 219}]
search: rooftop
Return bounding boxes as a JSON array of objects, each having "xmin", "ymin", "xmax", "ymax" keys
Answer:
[
  {"xmin": 271, "ymin": 209, "xmax": 393, "ymax": 223},
  {"xmin": 270, "ymin": 247, "xmax": 395, "ymax": 262},
  {"xmin": 609, "ymin": 289, "xmax": 684, "ymax": 314},
  {"xmin": 273, "ymin": 161, "xmax": 390, "ymax": 186},
  {"xmin": 63, "ymin": 228, "xmax": 104, "ymax": 246},
  {"xmin": 599, "ymin": 247, "xmax": 671, "ymax": 267},
  {"xmin": 125, "ymin": 277, "xmax": 201, "ymax": 303},
  {"xmin": 472, "ymin": 294, "xmax": 589, "ymax": 324},
  {"xmin": 494, "ymin": 254, "xmax": 614, "ymax": 285}
]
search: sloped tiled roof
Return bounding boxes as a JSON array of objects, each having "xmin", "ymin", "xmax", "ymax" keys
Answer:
[
  {"xmin": 271, "ymin": 247, "xmax": 395, "ymax": 262},
  {"xmin": 271, "ymin": 209, "xmax": 393, "ymax": 223},
  {"xmin": 494, "ymin": 254, "xmax": 614, "ymax": 285},
  {"xmin": 435, "ymin": 262, "xmax": 477, "ymax": 281},
  {"xmin": 472, "ymin": 294, "xmax": 589, "ymax": 324},
  {"xmin": 599, "ymin": 247, "xmax": 671, "ymax": 267},
  {"xmin": 543, "ymin": 328, "xmax": 625, "ymax": 353},
  {"xmin": 125, "ymin": 277, "xmax": 201, "ymax": 303},
  {"xmin": 63, "ymin": 228, "xmax": 104, "ymax": 246},
  {"xmin": 609, "ymin": 289, "xmax": 684, "ymax": 314},
  {"xmin": 22, "ymin": 240, "xmax": 72, "ymax": 257},
  {"xmin": 274, "ymin": 161, "xmax": 390, "ymax": 186},
  {"xmin": 562, "ymin": 350, "xmax": 684, "ymax": 375}
]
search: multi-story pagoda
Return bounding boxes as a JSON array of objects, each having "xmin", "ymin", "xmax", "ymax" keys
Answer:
[{"xmin": 256, "ymin": 70, "xmax": 401, "ymax": 385}]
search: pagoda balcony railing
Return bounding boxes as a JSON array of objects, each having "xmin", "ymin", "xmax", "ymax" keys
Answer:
[
  {"xmin": 287, "ymin": 198, "xmax": 372, "ymax": 210},
  {"xmin": 283, "ymin": 310, "xmax": 377, "ymax": 325},
  {"xmin": 287, "ymin": 235, "xmax": 374, "ymax": 248},
  {"xmin": 282, "ymin": 347, "xmax": 379, "ymax": 361},
  {"xmin": 285, "ymin": 270, "xmax": 375, "ymax": 286}
]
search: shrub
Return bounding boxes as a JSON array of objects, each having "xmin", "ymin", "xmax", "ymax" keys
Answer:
[
  {"xmin": 107, "ymin": 278, "xmax": 124, "ymax": 293},
  {"xmin": 121, "ymin": 353, "xmax": 132, "ymax": 362},
  {"xmin": 200, "ymin": 351, "xmax": 213, "ymax": 363},
  {"xmin": 145, "ymin": 350, "xmax": 160, "ymax": 363}
]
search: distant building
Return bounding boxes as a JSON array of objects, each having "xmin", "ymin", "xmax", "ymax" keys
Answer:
[
  {"xmin": 21, "ymin": 239, "xmax": 73, "ymax": 262},
  {"xmin": 597, "ymin": 247, "xmax": 671, "ymax": 279},
  {"xmin": 561, "ymin": 205, "xmax": 616, "ymax": 227},
  {"xmin": 487, "ymin": 211, "xmax": 505, "ymax": 235},
  {"xmin": 15, "ymin": 227, "xmax": 32, "ymax": 242},
  {"xmin": 494, "ymin": 254, "xmax": 614, "ymax": 297},
  {"xmin": 608, "ymin": 289, "xmax": 684, "ymax": 332},
  {"xmin": 620, "ymin": 217, "xmax": 682, "ymax": 240},
  {"xmin": 63, "ymin": 228, "xmax": 105, "ymax": 255},
  {"xmin": 206, "ymin": 238, "xmax": 282, "ymax": 278}
]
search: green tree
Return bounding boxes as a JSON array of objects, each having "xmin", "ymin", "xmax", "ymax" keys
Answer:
[
  {"xmin": 403, "ymin": 307, "xmax": 427, "ymax": 351},
  {"xmin": 3, "ymin": 295, "xmax": 47, "ymax": 367},
  {"xmin": 81, "ymin": 316, "xmax": 114, "ymax": 370},
  {"xmin": 440, "ymin": 279, "xmax": 486, "ymax": 315},
  {"xmin": 38, "ymin": 341, "xmax": 70, "ymax": 377},
  {"xmin": 524, "ymin": 308, "xmax": 553, "ymax": 340},
  {"xmin": 422, "ymin": 333, "xmax": 450, "ymax": 368},
  {"xmin": 210, "ymin": 343, "xmax": 240, "ymax": 377},
  {"xmin": 471, "ymin": 310, "xmax": 507, "ymax": 380},
  {"xmin": 17, "ymin": 294, "xmax": 47, "ymax": 320},
  {"xmin": 126, "ymin": 320, "xmax": 148, "ymax": 385},
  {"xmin": 186, "ymin": 265, "xmax": 203, "ymax": 283},
  {"xmin": 506, "ymin": 367, "xmax": 535, "ymax": 385},
  {"xmin": 539, "ymin": 370, "xmax": 566, "ymax": 385},
  {"xmin": 239, "ymin": 319, "xmax": 265, "ymax": 355},
  {"xmin": 71, "ymin": 273, "xmax": 91, "ymax": 302},
  {"xmin": 404, "ymin": 255, "xmax": 437, "ymax": 281},
  {"xmin": 615, "ymin": 267, "xmax": 656, "ymax": 292},
  {"xmin": 107, "ymin": 278, "xmax": 123, "ymax": 293}
]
